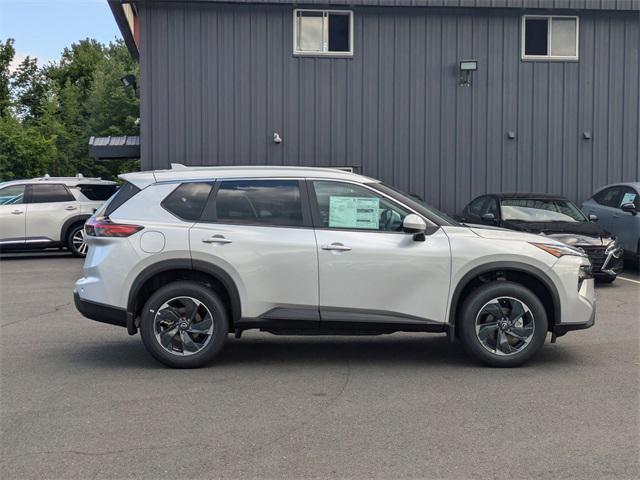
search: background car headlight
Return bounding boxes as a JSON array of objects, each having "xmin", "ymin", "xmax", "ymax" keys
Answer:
[{"xmin": 530, "ymin": 242, "xmax": 587, "ymax": 258}]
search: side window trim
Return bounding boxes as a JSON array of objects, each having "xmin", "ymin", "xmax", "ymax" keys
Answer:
[
  {"xmin": 198, "ymin": 178, "xmax": 313, "ymax": 229},
  {"xmin": 306, "ymin": 179, "xmax": 434, "ymax": 233}
]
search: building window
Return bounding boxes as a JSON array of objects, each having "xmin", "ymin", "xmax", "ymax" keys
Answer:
[
  {"xmin": 294, "ymin": 10, "xmax": 353, "ymax": 57},
  {"xmin": 522, "ymin": 16, "xmax": 578, "ymax": 60}
]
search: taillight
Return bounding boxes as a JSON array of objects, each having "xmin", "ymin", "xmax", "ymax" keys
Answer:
[{"xmin": 85, "ymin": 217, "xmax": 144, "ymax": 237}]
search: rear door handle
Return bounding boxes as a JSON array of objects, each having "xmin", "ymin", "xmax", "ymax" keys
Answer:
[
  {"xmin": 65, "ymin": 206, "xmax": 78, "ymax": 211},
  {"xmin": 11, "ymin": 210, "xmax": 24, "ymax": 215},
  {"xmin": 322, "ymin": 242, "xmax": 352, "ymax": 252},
  {"xmin": 202, "ymin": 235, "xmax": 232, "ymax": 244}
]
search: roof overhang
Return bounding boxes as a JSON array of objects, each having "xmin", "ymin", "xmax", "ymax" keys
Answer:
[
  {"xmin": 108, "ymin": 1, "xmax": 139, "ymax": 59},
  {"xmin": 89, "ymin": 136, "xmax": 140, "ymax": 160}
]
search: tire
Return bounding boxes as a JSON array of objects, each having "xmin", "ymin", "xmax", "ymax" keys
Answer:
[
  {"xmin": 139, "ymin": 281, "xmax": 229, "ymax": 368},
  {"xmin": 459, "ymin": 281, "xmax": 548, "ymax": 367},
  {"xmin": 67, "ymin": 223, "xmax": 88, "ymax": 257}
]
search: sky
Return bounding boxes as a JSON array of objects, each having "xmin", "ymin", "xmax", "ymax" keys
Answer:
[{"xmin": 0, "ymin": 0, "xmax": 123, "ymax": 71}]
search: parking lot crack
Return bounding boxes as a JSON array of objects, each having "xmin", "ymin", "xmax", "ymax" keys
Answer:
[{"xmin": 1, "ymin": 301, "xmax": 71, "ymax": 327}]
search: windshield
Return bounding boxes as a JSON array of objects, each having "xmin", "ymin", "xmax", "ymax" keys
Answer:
[
  {"xmin": 501, "ymin": 198, "xmax": 586, "ymax": 223},
  {"xmin": 369, "ymin": 183, "xmax": 462, "ymax": 227}
]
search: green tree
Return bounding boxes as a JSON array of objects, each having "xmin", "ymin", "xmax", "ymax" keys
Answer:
[
  {"xmin": 0, "ymin": 37, "xmax": 140, "ymax": 181},
  {"xmin": 0, "ymin": 115, "xmax": 56, "ymax": 180},
  {"xmin": 11, "ymin": 56, "xmax": 49, "ymax": 121},
  {"xmin": 0, "ymin": 39, "xmax": 15, "ymax": 117}
]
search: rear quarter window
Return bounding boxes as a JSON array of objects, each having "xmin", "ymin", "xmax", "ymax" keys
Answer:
[
  {"xmin": 78, "ymin": 184, "xmax": 118, "ymax": 201},
  {"xmin": 162, "ymin": 182, "xmax": 214, "ymax": 221},
  {"xmin": 104, "ymin": 182, "xmax": 141, "ymax": 217}
]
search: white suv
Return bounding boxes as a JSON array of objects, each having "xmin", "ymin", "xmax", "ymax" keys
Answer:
[
  {"xmin": 0, "ymin": 175, "xmax": 117, "ymax": 256},
  {"xmin": 74, "ymin": 166, "xmax": 595, "ymax": 368}
]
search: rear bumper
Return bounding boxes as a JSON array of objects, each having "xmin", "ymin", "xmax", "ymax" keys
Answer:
[
  {"xmin": 74, "ymin": 290, "xmax": 127, "ymax": 328},
  {"xmin": 553, "ymin": 306, "xmax": 596, "ymax": 337}
]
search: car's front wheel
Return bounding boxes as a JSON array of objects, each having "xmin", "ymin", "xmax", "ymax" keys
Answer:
[
  {"xmin": 459, "ymin": 281, "xmax": 548, "ymax": 367},
  {"xmin": 139, "ymin": 281, "xmax": 229, "ymax": 368}
]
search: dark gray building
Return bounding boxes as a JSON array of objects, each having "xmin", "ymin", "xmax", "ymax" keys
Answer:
[{"xmin": 105, "ymin": 0, "xmax": 640, "ymax": 214}]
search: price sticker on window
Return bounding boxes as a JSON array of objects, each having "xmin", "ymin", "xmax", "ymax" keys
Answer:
[
  {"xmin": 621, "ymin": 192, "xmax": 637, "ymax": 206},
  {"xmin": 329, "ymin": 196, "xmax": 379, "ymax": 229}
]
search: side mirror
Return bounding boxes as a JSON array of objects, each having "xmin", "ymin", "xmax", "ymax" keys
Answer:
[
  {"xmin": 621, "ymin": 202, "xmax": 637, "ymax": 215},
  {"xmin": 403, "ymin": 214, "xmax": 427, "ymax": 241},
  {"xmin": 481, "ymin": 212, "xmax": 496, "ymax": 223},
  {"xmin": 588, "ymin": 213, "xmax": 598, "ymax": 222}
]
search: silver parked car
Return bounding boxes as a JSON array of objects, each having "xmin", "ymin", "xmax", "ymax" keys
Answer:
[
  {"xmin": 581, "ymin": 182, "xmax": 640, "ymax": 263},
  {"xmin": 0, "ymin": 175, "xmax": 118, "ymax": 256},
  {"xmin": 74, "ymin": 165, "xmax": 595, "ymax": 368}
]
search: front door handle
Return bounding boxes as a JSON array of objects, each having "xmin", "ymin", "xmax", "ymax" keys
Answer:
[
  {"xmin": 322, "ymin": 242, "xmax": 352, "ymax": 252},
  {"xmin": 11, "ymin": 210, "xmax": 24, "ymax": 215},
  {"xmin": 65, "ymin": 205, "xmax": 78, "ymax": 211},
  {"xmin": 202, "ymin": 234, "xmax": 232, "ymax": 244}
]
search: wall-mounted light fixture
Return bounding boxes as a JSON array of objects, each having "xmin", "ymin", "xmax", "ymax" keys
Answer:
[
  {"xmin": 273, "ymin": 132, "xmax": 282, "ymax": 144},
  {"xmin": 120, "ymin": 74, "xmax": 137, "ymax": 96},
  {"xmin": 459, "ymin": 60, "xmax": 478, "ymax": 87}
]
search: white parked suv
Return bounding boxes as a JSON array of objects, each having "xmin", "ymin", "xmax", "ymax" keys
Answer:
[
  {"xmin": 0, "ymin": 175, "xmax": 117, "ymax": 256},
  {"xmin": 74, "ymin": 166, "xmax": 595, "ymax": 368}
]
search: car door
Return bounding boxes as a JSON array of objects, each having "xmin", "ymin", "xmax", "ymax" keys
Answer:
[
  {"xmin": 585, "ymin": 186, "xmax": 623, "ymax": 233},
  {"xmin": 614, "ymin": 186, "xmax": 640, "ymax": 254},
  {"xmin": 189, "ymin": 178, "xmax": 320, "ymax": 323},
  {"xmin": 0, "ymin": 184, "xmax": 27, "ymax": 245},
  {"xmin": 309, "ymin": 180, "xmax": 451, "ymax": 325},
  {"xmin": 25, "ymin": 183, "xmax": 78, "ymax": 243}
]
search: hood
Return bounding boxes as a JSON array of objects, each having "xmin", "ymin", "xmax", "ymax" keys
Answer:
[
  {"xmin": 470, "ymin": 226, "xmax": 558, "ymax": 244},
  {"xmin": 500, "ymin": 220, "xmax": 613, "ymax": 243}
]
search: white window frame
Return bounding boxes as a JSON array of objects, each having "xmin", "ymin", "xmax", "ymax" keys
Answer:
[
  {"xmin": 521, "ymin": 15, "xmax": 579, "ymax": 61},
  {"xmin": 293, "ymin": 9, "xmax": 354, "ymax": 57}
]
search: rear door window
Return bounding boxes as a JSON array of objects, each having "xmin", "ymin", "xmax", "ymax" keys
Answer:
[
  {"xmin": 28, "ymin": 184, "xmax": 75, "ymax": 203},
  {"xmin": 162, "ymin": 182, "xmax": 213, "ymax": 221},
  {"xmin": 206, "ymin": 179, "xmax": 305, "ymax": 227}
]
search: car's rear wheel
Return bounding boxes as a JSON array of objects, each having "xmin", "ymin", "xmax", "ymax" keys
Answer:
[
  {"xmin": 459, "ymin": 281, "xmax": 548, "ymax": 367},
  {"xmin": 139, "ymin": 281, "xmax": 229, "ymax": 368},
  {"xmin": 67, "ymin": 224, "xmax": 88, "ymax": 257}
]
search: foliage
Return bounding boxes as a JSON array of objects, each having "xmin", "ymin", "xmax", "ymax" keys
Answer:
[{"xmin": 0, "ymin": 38, "xmax": 139, "ymax": 182}]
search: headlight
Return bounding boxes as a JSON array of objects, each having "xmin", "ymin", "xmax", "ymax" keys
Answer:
[
  {"xmin": 578, "ymin": 264, "xmax": 593, "ymax": 290},
  {"xmin": 530, "ymin": 242, "xmax": 587, "ymax": 258}
]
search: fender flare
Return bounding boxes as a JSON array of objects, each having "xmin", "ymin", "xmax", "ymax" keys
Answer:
[
  {"xmin": 447, "ymin": 261, "xmax": 561, "ymax": 328},
  {"xmin": 60, "ymin": 215, "xmax": 91, "ymax": 243},
  {"xmin": 126, "ymin": 259, "xmax": 242, "ymax": 331}
]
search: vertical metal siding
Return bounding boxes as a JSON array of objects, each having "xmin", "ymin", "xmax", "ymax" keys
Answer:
[{"xmin": 139, "ymin": 4, "xmax": 640, "ymax": 213}]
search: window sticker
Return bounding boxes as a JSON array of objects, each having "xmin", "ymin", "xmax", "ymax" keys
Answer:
[
  {"xmin": 620, "ymin": 192, "xmax": 637, "ymax": 206},
  {"xmin": 329, "ymin": 196, "xmax": 379, "ymax": 229}
]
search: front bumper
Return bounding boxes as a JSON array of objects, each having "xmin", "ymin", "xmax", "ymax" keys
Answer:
[
  {"xmin": 74, "ymin": 290, "xmax": 127, "ymax": 328},
  {"xmin": 553, "ymin": 305, "xmax": 596, "ymax": 337}
]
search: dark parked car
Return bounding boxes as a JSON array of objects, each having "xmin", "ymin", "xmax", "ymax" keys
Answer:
[
  {"xmin": 581, "ymin": 182, "xmax": 640, "ymax": 264},
  {"xmin": 456, "ymin": 193, "xmax": 624, "ymax": 282}
]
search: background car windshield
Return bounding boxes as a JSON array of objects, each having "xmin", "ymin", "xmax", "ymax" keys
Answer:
[{"xmin": 501, "ymin": 198, "xmax": 586, "ymax": 222}]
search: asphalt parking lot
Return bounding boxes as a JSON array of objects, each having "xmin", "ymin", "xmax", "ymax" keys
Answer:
[{"xmin": 1, "ymin": 254, "xmax": 639, "ymax": 480}]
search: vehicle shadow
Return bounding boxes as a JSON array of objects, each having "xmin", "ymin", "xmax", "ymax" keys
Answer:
[
  {"xmin": 53, "ymin": 333, "xmax": 583, "ymax": 371},
  {"xmin": 0, "ymin": 251, "xmax": 75, "ymax": 261}
]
